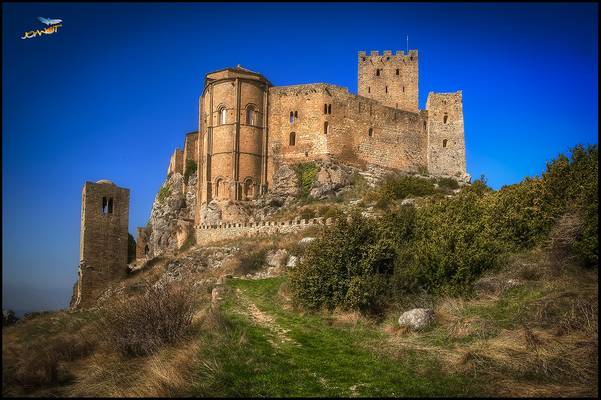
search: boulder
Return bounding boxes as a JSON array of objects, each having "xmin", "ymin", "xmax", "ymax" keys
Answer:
[
  {"xmin": 286, "ymin": 255, "xmax": 299, "ymax": 268},
  {"xmin": 309, "ymin": 160, "xmax": 354, "ymax": 199},
  {"xmin": 211, "ymin": 287, "xmax": 225, "ymax": 307},
  {"xmin": 266, "ymin": 249, "xmax": 289, "ymax": 268},
  {"xmin": 398, "ymin": 308, "xmax": 435, "ymax": 330},
  {"xmin": 271, "ymin": 164, "xmax": 301, "ymax": 197},
  {"xmin": 299, "ymin": 237, "xmax": 316, "ymax": 245}
]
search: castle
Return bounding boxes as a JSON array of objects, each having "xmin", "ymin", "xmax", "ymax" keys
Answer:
[{"xmin": 72, "ymin": 48, "xmax": 468, "ymax": 308}]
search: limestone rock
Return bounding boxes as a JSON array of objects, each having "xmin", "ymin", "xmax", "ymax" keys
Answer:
[
  {"xmin": 309, "ymin": 160, "xmax": 355, "ymax": 199},
  {"xmin": 398, "ymin": 308, "xmax": 435, "ymax": 330},
  {"xmin": 148, "ymin": 173, "xmax": 192, "ymax": 257},
  {"xmin": 271, "ymin": 164, "xmax": 300, "ymax": 197},
  {"xmin": 286, "ymin": 255, "xmax": 299, "ymax": 268},
  {"xmin": 211, "ymin": 287, "xmax": 225, "ymax": 308},
  {"xmin": 299, "ymin": 237, "xmax": 316, "ymax": 245},
  {"xmin": 266, "ymin": 249, "xmax": 289, "ymax": 268}
]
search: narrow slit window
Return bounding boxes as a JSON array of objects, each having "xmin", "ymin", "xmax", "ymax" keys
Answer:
[
  {"xmin": 246, "ymin": 106, "xmax": 255, "ymax": 126},
  {"xmin": 376, "ymin": 69, "xmax": 380, "ymax": 76},
  {"xmin": 368, "ymin": 128, "xmax": 373, "ymax": 137},
  {"xmin": 327, "ymin": 104, "xmax": 332, "ymax": 114},
  {"xmin": 368, "ymin": 86, "xmax": 370, "ymax": 93},
  {"xmin": 402, "ymin": 86, "xmax": 405, "ymax": 93},
  {"xmin": 443, "ymin": 139, "xmax": 448, "ymax": 148},
  {"xmin": 396, "ymin": 68, "xmax": 399, "ymax": 75},
  {"xmin": 294, "ymin": 111, "xmax": 298, "ymax": 119},
  {"xmin": 107, "ymin": 198, "xmax": 113, "ymax": 214},
  {"xmin": 443, "ymin": 114, "xmax": 448, "ymax": 124},
  {"xmin": 324, "ymin": 104, "xmax": 328, "ymax": 114},
  {"xmin": 290, "ymin": 111, "xmax": 294, "ymax": 123},
  {"xmin": 219, "ymin": 107, "xmax": 227, "ymax": 125},
  {"xmin": 385, "ymin": 86, "xmax": 388, "ymax": 93},
  {"xmin": 102, "ymin": 197, "xmax": 107, "ymax": 214},
  {"xmin": 423, "ymin": 121, "xmax": 427, "ymax": 130},
  {"xmin": 289, "ymin": 132, "xmax": 296, "ymax": 146},
  {"xmin": 324, "ymin": 121, "xmax": 329, "ymax": 134}
]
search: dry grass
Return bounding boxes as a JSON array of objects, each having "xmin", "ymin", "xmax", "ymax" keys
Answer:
[{"xmin": 97, "ymin": 279, "xmax": 197, "ymax": 357}]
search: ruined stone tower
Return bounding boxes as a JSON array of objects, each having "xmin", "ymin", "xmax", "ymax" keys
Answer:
[
  {"xmin": 70, "ymin": 180, "xmax": 129, "ymax": 309},
  {"xmin": 358, "ymin": 50, "xmax": 419, "ymax": 112}
]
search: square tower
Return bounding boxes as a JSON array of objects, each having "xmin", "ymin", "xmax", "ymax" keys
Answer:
[
  {"xmin": 358, "ymin": 49, "xmax": 419, "ymax": 112},
  {"xmin": 71, "ymin": 180, "xmax": 129, "ymax": 309}
]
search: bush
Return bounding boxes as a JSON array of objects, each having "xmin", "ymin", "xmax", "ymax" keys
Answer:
[
  {"xmin": 184, "ymin": 160, "xmax": 197, "ymax": 184},
  {"xmin": 157, "ymin": 185, "xmax": 171, "ymax": 204},
  {"xmin": 99, "ymin": 281, "xmax": 195, "ymax": 357},
  {"xmin": 293, "ymin": 162, "xmax": 318, "ymax": 199},
  {"xmin": 369, "ymin": 175, "xmax": 436, "ymax": 209},
  {"xmin": 436, "ymin": 177, "xmax": 459, "ymax": 191},
  {"xmin": 235, "ymin": 247, "xmax": 268, "ymax": 275}
]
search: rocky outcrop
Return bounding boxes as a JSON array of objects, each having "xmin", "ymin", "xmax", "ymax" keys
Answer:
[
  {"xmin": 398, "ymin": 308, "xmax": 435, "ymax": 330},
  {"xmin": 309, "ymin": 159, "xmax": 356, "ymax": 199},
  {"xmin": 147, "ymin": 172, "xmax": 196, "ymax": 258}
]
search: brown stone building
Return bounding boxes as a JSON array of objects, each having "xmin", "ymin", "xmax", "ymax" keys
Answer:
[
  {"xmin": 186, "ymin": 48, "xmax": 468, "ymax": 225},
  {"xmin": 71, "ymin": 180, "xmax": 129, "ymax": 309}
]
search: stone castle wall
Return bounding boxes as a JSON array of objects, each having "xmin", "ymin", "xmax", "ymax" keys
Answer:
[{"xmin": 195, "ymin": 217, "xmax": 334, "ymax": 246}]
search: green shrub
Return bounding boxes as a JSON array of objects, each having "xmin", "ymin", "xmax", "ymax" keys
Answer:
[
  {"xmin": 318, "ymin": 205, "xmax": 344, "ymax": 220},
  {"xmin": 184, "ymin": 159, "xmax": 198, "ymax": 184},
  {"xmin": 436, "ymin": 177, "xmax": 460, "ymax": 191},
  {"xmin": 236, "ymin": 248, "xmax": 268, "ymax": 275},
  {"xmin": 157, "ymin": 184, "xmax": 171, "ymax": 204},
  {"xmin": 293, "ymin": 162, "xmax": 318, "ymax": 198},
  {"xmin": 370, "ymin": 175, "xmax": 436, "ymax": 209}
]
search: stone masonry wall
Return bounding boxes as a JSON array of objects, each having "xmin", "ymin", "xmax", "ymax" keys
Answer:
[
  {"xmin": 426, "ymin": 91, "xmax": 468, "ymax": 179},
  {"xmin": 72, "ymin": 181, "xmax": 129, "ymax": 309},
  {"xmin": 358, "ymin": 50, "xmax": 418, "ymax": 112},
  {"xmin": 168, "ymin": 148, "xmax": 184, "ymax": 175},
  {"xmin": 195, "ymin": 217, "xmax": 333, "ymax": 246},
  {"xmin": 183, "ymin": 132, "xmax": 198, "ymax": 163}
]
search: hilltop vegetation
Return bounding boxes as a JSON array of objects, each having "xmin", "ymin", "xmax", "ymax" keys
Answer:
[{"xmin": 2, "ymin": 144, "xmax": 597, "ymax": 397}]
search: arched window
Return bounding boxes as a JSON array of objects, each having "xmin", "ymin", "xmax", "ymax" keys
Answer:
[
  {"xmin": 289, "ymin": 132, "xmax": 296, "ymax": 146},
  {"xmin": 243, "ymin": 179, "xmax": 254, "ymax": 200},
  {"xmin": 215, "ymin": 178, "xmax": 225, "ymax": 199},
  {"xmin": 368, "ymin": 128, "xmax": 373, "ymax": 137},
  {"xmin": 443, "ymin": 139, "xmax": 448, "ymax": 148},
  {"xmin": 327, "ymin": 104, "xmax": 332, "ymax": 114},
  {"xmin": 324, "ymin": 121, "xmax": 329, "ymax": 134},
  {"xmin": 219, "ymin": 107, "xmax": 227, "ymax": 125},
  {"xmin": 290, "ymin": 111, "xmax": 294, "ymax": 123},
  {"xmin": 246, "ymin": 106, "xmax": 255, "ymax": 126},
  {"xmin": 443, "ymin": 114, "xmax": 448, "ymax": 124}
]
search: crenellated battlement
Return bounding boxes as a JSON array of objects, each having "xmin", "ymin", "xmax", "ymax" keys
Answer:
[
  {"xmin": 358, "ymin": 49, "xmax": 418, "ymax": 62},
  {"xmin": 195, "ymin": 217, "xmax": 337, "ymax": 245}
]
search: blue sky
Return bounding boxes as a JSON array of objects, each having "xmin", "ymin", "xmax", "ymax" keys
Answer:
[{"xmin": 2, "ymin": 3, "xmax": 598, "ymax": 314}]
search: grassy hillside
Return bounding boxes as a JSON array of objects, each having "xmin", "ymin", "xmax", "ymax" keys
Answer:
[{"xmin": 2, "ymin": 144, "xmax": 597, "ymax": 397}]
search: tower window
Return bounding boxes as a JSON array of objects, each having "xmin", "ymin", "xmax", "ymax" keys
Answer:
[
  {"xmin": 376, "ymin": 69, "xmax": 380, "ymax": 76},
  {"xmin": 396, "ymin": 68, "xmax": 399, "ymax": 75},
  {"xmin": 443, "ymin": 139, "xmax": 448, "ymax": 148},
  {"xmin": 246, "ymin": 106, "xmax": 256, "ymax": 126},
  {"xmin": 368, "ymin": 86, "xmax": 370, "ymax": 93},
  {"xmin": 324, "ymin": 121, "xmax": 329, "ymax": 134},
  {"xmin": 423, "ymin": 121, "xmax": 427, "ymax": 130},
  {"xmin": 402, "ymin": 86, "xmax": 405, "ymax": 93},
  {"xmin": 219, "ymin": 107, "xmax": 227, "ymax": 125},
  {"xmin": 385, "ymin": 86, "xmax": 388, "ymax": 93},
  {"xmin": 289, "ymin": 132, "xmax": 296, "ymax": 146},
  {"xmin": 290, "ymin": 111, "xmax": 294, "ymax": 123},
  {"xmin": 362, "ymin": 57, "xmax": 366, "ymax": 61},
  {"xmin": 324, "ymin": 104, "xmax": 328, "ymax": 114},
  {"xmin": 102, "ymin": 197, "xmax": 107, "ymax": 214},
  {"xmin": 108, "ymin": 198, "xmax": 113, "ymax": 214},
  {"xmin": 443, "ymin": 114, "xmax": 448, "ymax": 124},
  {"xmin": 368, "ymin": 128, "xmax": 373, "ymax": 137},
  {"xmin": 327, "ymin": 104, "xmax": 332, "ymax": 114},
  {"xmin": 294, "ymin": 111, "xmax": 298, "ymax": 119}
]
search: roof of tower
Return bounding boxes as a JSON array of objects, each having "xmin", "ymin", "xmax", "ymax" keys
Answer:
[
  {"xmin": 96, "ymin": 179, "xmax": 115, "ymax": 185},
  {"xmin": 204, "ymin": 65, "xmax": 272, "ymax": 88}
]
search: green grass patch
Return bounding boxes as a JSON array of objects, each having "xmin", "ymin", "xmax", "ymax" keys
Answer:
[{"xmin": 190, "ymin": 278, "xmax": 481, "ymax": 397}]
